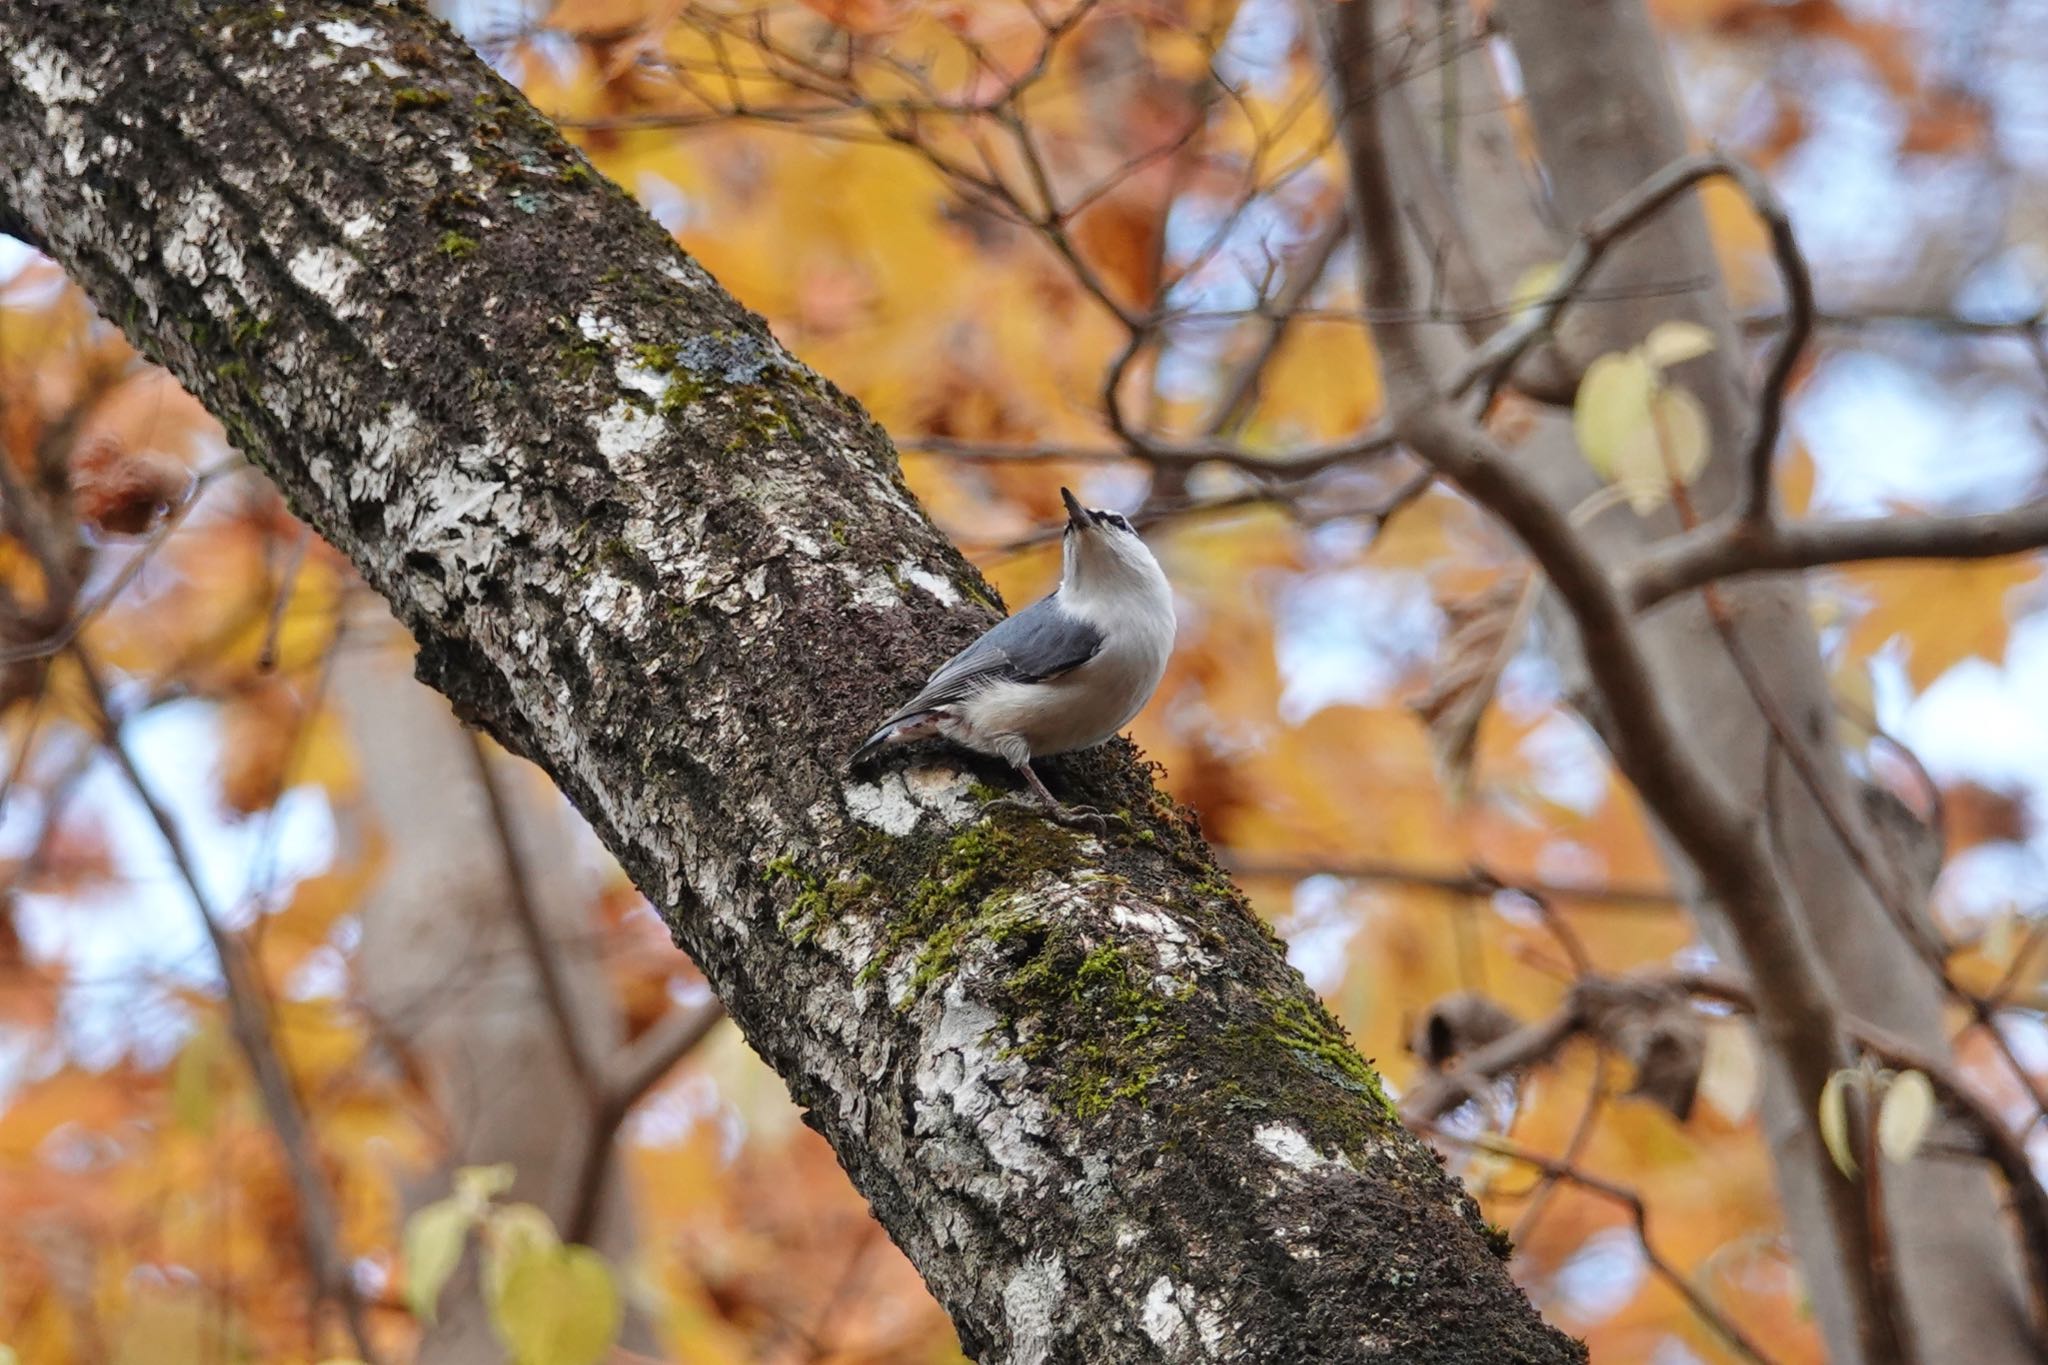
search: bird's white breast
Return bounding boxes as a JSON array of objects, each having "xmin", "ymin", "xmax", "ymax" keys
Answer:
[{"xmin": 958, "ymin": 556, "xmax": 1175, "ymax": 758}]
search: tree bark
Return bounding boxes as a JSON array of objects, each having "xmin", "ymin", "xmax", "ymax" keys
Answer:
[{"xmin": 0, "ymin": 3, "xmax": 1582, "ymax": 1360}]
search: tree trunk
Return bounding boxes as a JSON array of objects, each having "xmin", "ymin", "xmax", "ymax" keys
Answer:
[{"xmin": 0, "ymin": 3, "xmax": 1581, "ymax": 1360}]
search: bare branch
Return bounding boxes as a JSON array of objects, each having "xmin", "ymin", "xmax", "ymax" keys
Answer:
[
  {"xmin": 1220, "ymin": 852, "xmax": 1679, "ymax": 909},
  {"xmin": 602, "ymin": 999, "xmax": 726, "ymax": 1112},
  {"xmin": 1317, "ymin": 6, "xmax": 1912, "ymax": 1360},
  {"xmin": 1627, "ymin": 502, "xmax": 2048, "ymax": 609}
]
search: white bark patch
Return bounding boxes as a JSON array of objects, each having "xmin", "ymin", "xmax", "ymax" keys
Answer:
[
  {"xmin": 1254, "ymin": 1123, "xmax": 1349, "ymax": 1173},
  {"xmin": 850, "ymin": 570, "xmax": 902, "ymax": 610},
  {"xmin": 353, "ymin": 405, "xmax": 423, "ymax": 504},
  {"xmin": 10, "ymin": 42, "xmax": 92, "ymax": 178},
  {"xmin": 579, "ymin": 570, "xmax": 643, "ymax": 629},
  {"xmin": 341, "ymin": 210, "xmax": 380, "ymax": 242},
  {"xmin": 9, "ymin": 39, "xmax": 91, "ymax": 105},
  {"xmin": 592, "ymin": 401, "xmax": 664, "ymax": 471},
  {"xmin": 898, "ymin": 563, "xmax": 961, "ymax": 606},
  {"xmin": 902, "ymin": 765, "xmax": 979, "ymax": 825},
  {"xmin": 287, "ymin": 245, "xmax": 359, "ymax": 311},
  {"xmin": 162, "ymin": 189, "xmax": 234, "ymax": 287},
  {"xmin": 1141, "ymin": 1276, "xmax": 1190, "ymax": 1349},
  {"xmin": 576, "ymin": 311, "xmax": 669, "ymax": 401},
  {"xmin": 913, "ymin": 987, "xmax": 1051, "ymax": 1181},
  {"xmin": 843, "ymin": 774, "xmax": 921, "ymax": 837},
  {"xmin": 1109, "ymin": 903, "xmax": 1210, "ymax": 978},
  {"xmin": 1001, "ymin": 1254, "xmax": 1067, "ymax": 1365},
  {"xmin": 394, "ymin": 451, "xmax": 519, "ymax": 603},
  {"xmin": 315, "ymin": 19, "xmax": 385, "ymax": 50}
]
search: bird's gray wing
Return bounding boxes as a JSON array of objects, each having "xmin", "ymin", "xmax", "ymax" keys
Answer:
[{"xmin": 896, "ymin": 594, "xmax": 1103, "ymax": 717}]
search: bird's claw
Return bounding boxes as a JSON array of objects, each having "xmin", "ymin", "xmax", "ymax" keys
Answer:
[
  {"xmin": 1051, "ymin": 804, "xmax": 1128, "ymax": 835},
  {"xmin": 978, "ymin": 795, "xmax": 1127, "ymax": 835}
]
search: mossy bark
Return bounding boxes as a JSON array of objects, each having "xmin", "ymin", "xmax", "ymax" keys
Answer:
[{"xmin": 0, "ymin": 4, "xmax": 1583, "ymax": 1361}]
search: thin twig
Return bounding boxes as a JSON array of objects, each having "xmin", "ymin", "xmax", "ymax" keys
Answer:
[
  {"xmin": 466, "ymin": 732, "xmax": 604, "ymax": 1105},
  {"xmin": 78, "ymin": 649, "xmax": 384, "ymax": 1365}
]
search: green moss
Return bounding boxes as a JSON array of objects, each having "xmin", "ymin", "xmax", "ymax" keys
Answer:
[
  {"xmin": 1263, "ymin": 992, "xmax": 1395, "ymax": 1116},
  {"xmin": 391, "ymin": 86, "xmax": 450, "ymax": 112},
  {"xmin": 558, "ymin": 162, "xmax": 595, "ymax": 185},
  {"xmin": 558, "ymin": 337, "xmax": 605, "ymax": 381},
  {"xmin": 767, "ymin": 858, "xmax": 876, "ymax": 946},
  {"xmin": 436, "ymin": 230, "xmax": 480, "ymax": 259},
  {"xmin": 632, "ymin": 341, "xmax": 680, "ymax": 372},
  {"xmin": 856, "ymin": 815, "xmax": 1079, "ymax": 991},
  {"xmin": 1001, "ymin": 937, "xmax": 1189, "ymax": 1121},
  {"xmin": 960, "ymin": 580, "xmax": 1001, "ymax": 614},
  {"xmin": 229, "ymin": 313, "xmax": 269, "ymax": 349},
  {"xmin": 659, "ymin": 377, "xmax": 708, "ymax": 415},
  {"xmin": 723, "ymin": 397, "xmax": 796, "ymax": 452}
]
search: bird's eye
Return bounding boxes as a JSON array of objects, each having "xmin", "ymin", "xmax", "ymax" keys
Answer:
[{"xmin": 1108, "ymin": 514, "xmax": 1132, "ymax": 532}]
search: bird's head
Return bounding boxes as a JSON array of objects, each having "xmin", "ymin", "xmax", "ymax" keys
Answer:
[{"xmin": 1058, "ymin": 486, "xmax": 1162, "ymax": 598}]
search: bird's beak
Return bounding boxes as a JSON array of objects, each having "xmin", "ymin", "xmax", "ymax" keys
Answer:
[{"xmin": 1060, "ymin": 486, "xmax": 1091, "ymax": 531}]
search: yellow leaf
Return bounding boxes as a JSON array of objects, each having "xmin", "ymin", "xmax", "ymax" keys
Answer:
[
  {"xmin": 483, "ymin": 1202, "xmax": 562, "ymax": 1307},
  {"xmin": 1846, "ymin": 558, "xmax": 2042, "ymax": 689},
  {"xmin": 169, "ymin": 1020, "xmax": 226, "ymax": 1133},
  {"xmin": 1818, "ymin": 1069, "xmax": 1858, "ymax": 1177},
  {"xmin": 405, "ymin": 1198, "xmax": 473, "ymax": 1324},
  {"xmin": 455, "ymin": 1162, "xmax": 518, "ymax": 1208},
  {"xmin": 488, "ymin": 1244, "xmax": 622, "ymax": 1365},
  {"xmin": 1698, "ymin": 1020, "xmax": 1760, "ymax": 1122},
  {"xmin": 1508, "ymin": 261, "xmax": 1562, "ymax": 316},
  {"xmin": 1573, "ymin": 349, "xmax": 1657, "ymax": 486},
  {"xmin": 1641, "ymin": 320, "xmax": 1717, "ymax": 369},
  {"xmin": 1630, "ymin": 382, "xmax": 1712, "ymax": 515},
  {"xmin": 1878, "ymin": 1070, "xmax": 1936, "ymax": 1163},
  {"xmin": 1833, "ymin": 659, "xmax": 1877, "ymax": 748}
]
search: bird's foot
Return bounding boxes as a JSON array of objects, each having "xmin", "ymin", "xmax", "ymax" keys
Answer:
[{"xmin": 979, "ymin": 794, "xmax": 1127, "ymax": 835}]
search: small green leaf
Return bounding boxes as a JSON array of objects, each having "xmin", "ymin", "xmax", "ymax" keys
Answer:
[
  {"xmin": 1573, "ymin": 349, "xmax": 1658, "ymax": 484},
  {"xmin": 1878, "ymin": 1070, "xmax": 1937, "ymax": 1164},
  {"xmin": 1641, "ymin": 320, "xmax": 1717, "ymax": 369},
  {"xmin": 404, "ymin": 1198, "xmax": 473, "ymax": 1324},
  {"xmin": 488, "ymin": 1244, "xmax": 622, "ymax": 1365},
  {"xmin": 1819, "ymin": 1069, "xmax": 1858, "ymax": 1178}
]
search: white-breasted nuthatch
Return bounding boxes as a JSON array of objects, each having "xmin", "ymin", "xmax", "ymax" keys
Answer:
[{"xmin": 851, "ymin": 487, "xmax": 1175, "ymax": 818}]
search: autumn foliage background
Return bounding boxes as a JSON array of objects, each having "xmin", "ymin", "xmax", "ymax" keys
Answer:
[{"xmin": 3, "ymin": 0, "xmax": 2046, "ymax": 1362}]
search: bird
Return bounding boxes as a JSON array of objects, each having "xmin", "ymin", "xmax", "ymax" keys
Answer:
[{"xmin": 851, "ymin": 486, "xmax": 1175, "ymax": 822}]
